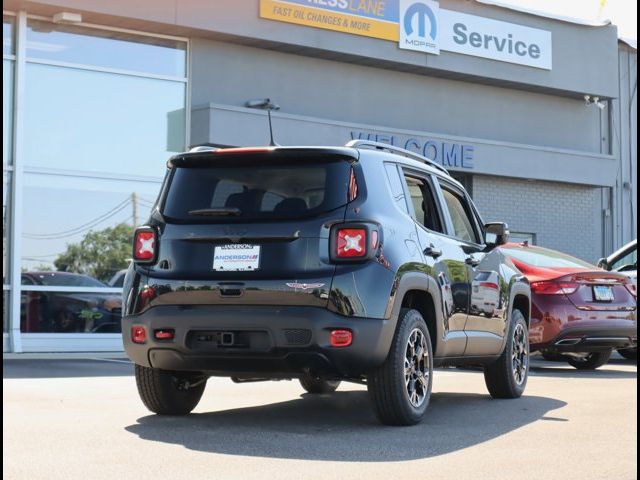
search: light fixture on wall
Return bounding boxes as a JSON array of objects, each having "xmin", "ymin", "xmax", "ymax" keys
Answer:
[
  {"xmin": 245, "ymin": 98, "xmax": 280, "ymax": 146},
  {"xmin": 584, "ymin": 95, "xmax": 607, "ymax": 110},
  {"xmin": 52, "ymin": 12, "xmax": 82, "ymax": 24}
]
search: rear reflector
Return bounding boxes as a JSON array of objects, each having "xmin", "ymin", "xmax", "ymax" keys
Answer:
[
  {"xmin": 154, "ymin": 329, "xmax": 175, "ymax": 340},
  {"xmin": 131, "ymin": 326, "xmax": 146, "ymax": 344},
  {"xmin": 133, "ymin": 228, "xmax": 156, "ymax": 262},
  {"xmin": 330, "ymin": 329, "xmax": 353, "ymax": 347},
  {"xmin": 336, "ymin": 228, "xmax": 367, "ymax": 258},
  {"xmin": 531, "ymin": 281, "xmax": 579, "ymax": 295}
]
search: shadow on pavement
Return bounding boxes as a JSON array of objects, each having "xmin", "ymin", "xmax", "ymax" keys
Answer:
[
  {"xmin": 125, "ymin": 391, "xmax": 566, "ymax": 462},
  {"xmin": 2, "ymin": 359, "xmax": 133, "ymax": 378},
  {"xmin": 528, "ymin": 357, "xmax": 637, "ymax": 379}
]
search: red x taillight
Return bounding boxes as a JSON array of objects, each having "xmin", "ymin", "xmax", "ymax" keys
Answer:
[
  {"xmin": 133, "ymin": 228, "xmax": 156, "ymax": 263},
  {"xmin": 336, "ymin": 228, "xmax": 367, "ymax": 258}
]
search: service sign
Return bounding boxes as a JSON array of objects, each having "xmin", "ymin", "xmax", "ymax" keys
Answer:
[{"xmin": 259, "ymin": 0, "xmax": 552, "ymax": 69}]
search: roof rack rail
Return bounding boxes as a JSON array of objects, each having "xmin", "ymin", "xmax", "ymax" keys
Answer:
[
  {"xmin": 189, "ymin": 145, "xmax": 220, "ymax": 153},
  {"xmin": 345, "ymin": 139, "xmax": 448, "ymax": 174}
]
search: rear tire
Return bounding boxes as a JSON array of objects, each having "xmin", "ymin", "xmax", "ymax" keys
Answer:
[
  {"xmin": 484, "ymin": 309, "xmax": 529, "ymax": 399},
  {"xmin": 299, "ymin": 374, "xmax": 340, "ymax": 394},
  {"xmin": 367, "ymin": 308, "xmax": 433, "ymax": 426},
  {"xmin": 617, "ymin": 347, "xmax": 637, "ymax": 361},
  {"xmin": 567, "ymin": 350, "xmax": 612, "ymax": 370},
  {"xmin": 135, "ymin": 364, "xmax": 206, "ymax": 415}
]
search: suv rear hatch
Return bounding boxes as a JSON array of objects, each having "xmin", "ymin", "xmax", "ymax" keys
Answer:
[{"xmin": 141, "ymin": 148, "xmax": 358, "ymax": 308}]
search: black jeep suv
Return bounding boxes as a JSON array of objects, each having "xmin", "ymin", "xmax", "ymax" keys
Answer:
[{"xmin": 122, "ymin": 140, "xmax": 531, "ymax": 425}]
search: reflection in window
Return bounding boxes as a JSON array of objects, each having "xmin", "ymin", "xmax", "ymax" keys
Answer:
[
  {"xmin": 25, "ymin": 63, "xmax": 185, "ymax": 175},
  {"xmin": 3, "ymin": 16, "xmax": 13, "ymax": 56},
  {"xmin": 26, "ymin": 20, "xmax": 186, "ymax": 77},
  {"xmin": 3, "ymin": 172, "xmax": 10, "ymax": 285},
  {"xmin": 3, "ymin": 290, "xmax": 8, "ymax": 332},
  {"xmin": 21, "ymin": 173, "xmax": 161, "ymax": 282},
  {"xmin": 20, "ymin": 289, "xmax": 122, "ymax": 333},
  {"xmin": 3, "ymin": 59, "xmax": 13, "ymax": 166}
]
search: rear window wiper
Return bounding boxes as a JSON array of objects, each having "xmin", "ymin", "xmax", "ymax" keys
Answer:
[{"xmin": 188, "ymin": 208, "xmax": 242, "ymax": 217}]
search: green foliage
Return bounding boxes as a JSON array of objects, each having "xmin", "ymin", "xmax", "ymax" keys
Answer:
[{"xmin": 54, "ymin": 223, "xmax": 134, "ymax": 283}]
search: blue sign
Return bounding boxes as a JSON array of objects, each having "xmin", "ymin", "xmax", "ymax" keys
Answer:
[{"xmin": 350, "ymin": 131, "xmax": 475, "ymax": 169}]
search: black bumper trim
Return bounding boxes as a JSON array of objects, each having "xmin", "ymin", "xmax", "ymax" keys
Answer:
[{"xmin": 122, "ymin": 305, "xmax": 395, "ymax": 377}]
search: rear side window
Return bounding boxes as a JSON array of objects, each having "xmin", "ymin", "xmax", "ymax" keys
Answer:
[{"xmin": 162, "ymin": 160, "xmax": 351, "ymax": 222}]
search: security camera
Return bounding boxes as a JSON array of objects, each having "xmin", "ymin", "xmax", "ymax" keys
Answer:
[{"xmin": 584, "ymin": 95, "xmax": 591, "ymax": 103}]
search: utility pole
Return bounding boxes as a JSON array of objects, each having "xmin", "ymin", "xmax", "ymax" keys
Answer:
[{"xmin": 131, "ymin": 192, "xmax": 138, "ymax": 226}]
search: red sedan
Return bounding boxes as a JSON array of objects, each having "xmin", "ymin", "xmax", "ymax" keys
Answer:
[{"xmin": 501, "ymin": 243, "xmax": 637, "ymax": 370}]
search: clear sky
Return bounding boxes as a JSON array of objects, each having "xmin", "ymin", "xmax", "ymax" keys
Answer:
[{"xmin": 498, "ymin": 0, "xmax": 637, "ymax": 40}]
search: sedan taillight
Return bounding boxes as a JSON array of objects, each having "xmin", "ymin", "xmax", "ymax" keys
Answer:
[
  {"xmin": 530, "ymin": 280, "xmax": 579, "ymax": 295},
  {"xmin": 133, "ymin": 227, "xmax": 157, "ymax": 263}
]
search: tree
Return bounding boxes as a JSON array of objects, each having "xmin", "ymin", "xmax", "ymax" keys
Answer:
[{"xmin": 54, "ymin": 223, "xmax": 134, "ymax": 283}]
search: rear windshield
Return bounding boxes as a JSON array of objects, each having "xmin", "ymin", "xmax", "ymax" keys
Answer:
[
  {"xmin": 503, "ymin": 246, "xmax": 594, "ymax": 269},
  {"xmin": 162, "ymin": 160, "xmax": 351, "ymax": 222}
]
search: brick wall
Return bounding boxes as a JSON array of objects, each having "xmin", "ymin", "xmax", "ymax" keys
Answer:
[{"xmin": 472, "ymin": 175, "xmax": 604, "ymax": 263}]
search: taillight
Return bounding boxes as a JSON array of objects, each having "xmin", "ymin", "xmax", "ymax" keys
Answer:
[
  {"xmin": 348, "ymin": 168, "xmax": 358, "ymax": 202},
  {"xmin": 131, "ymin": 326, "xmax": 146, "ymax": 344},
  {"xmin": 479, "ymin": 282, "xmax": 499, "ymax": 290},
  {"xmin": 337, "ymin": 228, "xmax": 367, "ymax": 258},
  {"xmin": 133, "ymin": 227, "xmax": 157, "ymax": 263},
  {"xmin": 625, "ymin": 283, "xmax": 637, "ymax": 298},
  {"xmin": 330, "ymin": 223, "xmax": 380, "ymax": 262},
  {"xmin": 330, "ymin": 329, "xmax": 353, "ymax": 347},
  {"xmin": 531, "ymin": 280, "xmax": 579, "ymax": 295}
]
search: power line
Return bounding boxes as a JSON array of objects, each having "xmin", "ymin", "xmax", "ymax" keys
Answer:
[{"xmin": 23, "ymin": 198, "xmax": 131, "ymax": 240}]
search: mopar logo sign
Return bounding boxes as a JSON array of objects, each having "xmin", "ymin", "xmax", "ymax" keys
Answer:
[{"xmin": 400, "ymin": 0, "xmax": 440, "ymax": 54}]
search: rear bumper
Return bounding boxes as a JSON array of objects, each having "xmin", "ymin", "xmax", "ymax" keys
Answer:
[
  {"xmin": 122, "ymin": 305, "xmax": 395, "ymax": 377},
  {"xmin": 547, "ymin": 326, "xmax": 637, "ymax": 353}
]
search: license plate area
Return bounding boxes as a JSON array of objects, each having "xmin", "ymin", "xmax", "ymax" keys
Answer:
[
  {"xmin": 187, "ymin": 330, "xmax": 271, "ymax": 352},
  {"xmin": 213, "ymin": 244, "xmax": 260, "ymax": 271},
  {"xmin": 593, "ymin": 285, "xmax": 615, "ymax": 302}
]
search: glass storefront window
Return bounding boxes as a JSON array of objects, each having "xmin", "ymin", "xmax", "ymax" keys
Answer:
[
  {"xmin": 3, "ymin": 290, "xmax": 8, "ymax": 333},
  {"xmin": 21, "ymin": 173, "xmax": 162, "ymax": 279},
  {"xmin": 26, "ymin": 20, "xmax": 186, "ymax": 77},
  {"xmin": 24, "ymin": 63, "xmax": 185, "ymax": 176},
  {"xmin": 3, "ymin": 172, "xmax": 10, "ymax": 285},
  {"xmin": 20, "ymin": 289, "xmax": 122, "ymax": 333},
  {"xmin": 3, "ymin": 16, "xmax": 14, "ymax": 55},
  {"xmin": 3, "ymin": 59, "xmax": 13, "ymax": 166}
]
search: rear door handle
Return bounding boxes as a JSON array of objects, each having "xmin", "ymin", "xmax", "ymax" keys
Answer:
[
  {"xmin": 465, "ymin": 256, "xmax": 480, "ymax": 267},
  {"xmin": 423, "ymin": 244, "xmax": 443, "ymax": 259}
]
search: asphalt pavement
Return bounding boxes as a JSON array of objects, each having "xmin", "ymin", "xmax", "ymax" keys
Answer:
[{"xmin": 3, "ymin": 355, "xmax": 637, "ymax": 480}]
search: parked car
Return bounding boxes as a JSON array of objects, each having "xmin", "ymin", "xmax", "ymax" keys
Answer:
[
  {"xmin": 599, "ymin": 239, "xmax": 637, "ymax": 360},
  {"xmin": 108, "ymin": 269, "xmax": 128, "ymax": 288},
  {"xmin": 501, "ymin": 243, "xmax": 637, "ymax": 369},
  {"xmin": 122, "ymin": 141, "xmax": 531, "ymax": 425},
  {"xmin": 21, "ymin": 271, "xmax": 122, "ymax": 333}
]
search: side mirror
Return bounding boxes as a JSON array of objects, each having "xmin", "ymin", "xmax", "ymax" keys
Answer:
[
  {"xmin": 484, "ymin": 222, "xmax": 510, "ymax": 247},
  {"xmin": 597, "ymin": 258, "xmax": 609, "ymax": 270}
]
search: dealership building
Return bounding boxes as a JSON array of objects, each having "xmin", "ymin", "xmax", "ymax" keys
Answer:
[{"xmin": 2, "ymin": 0, "xmax": 637, "ymax": 353}]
